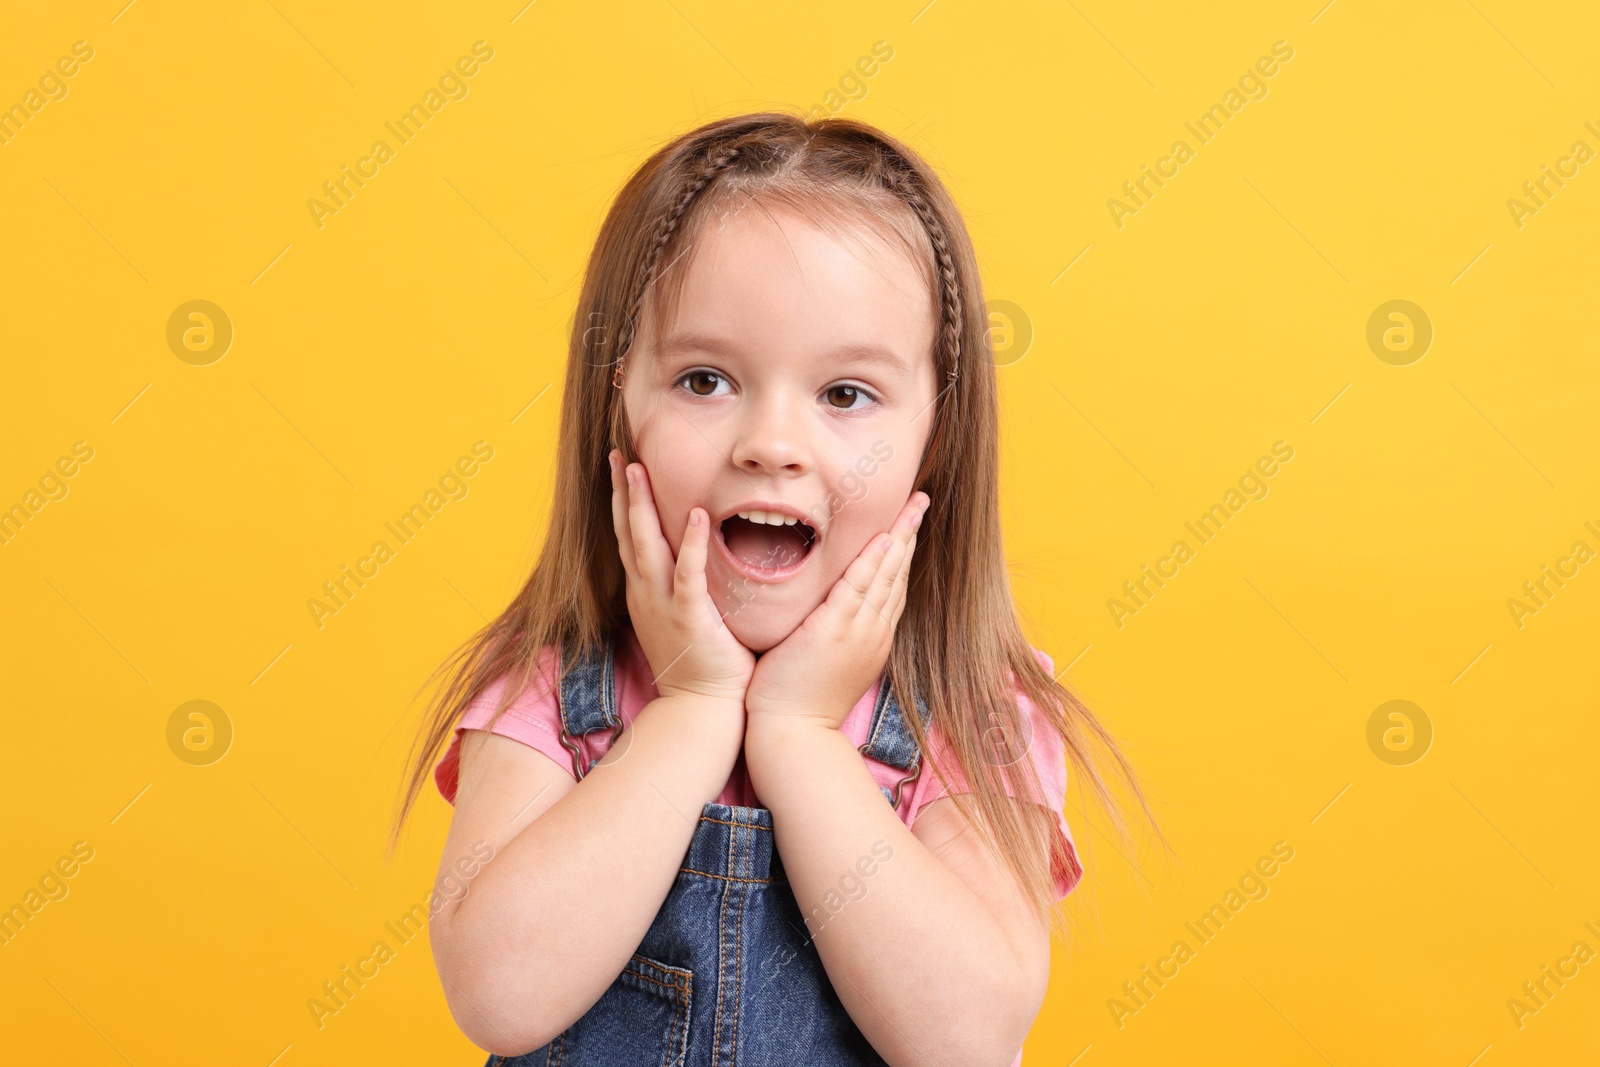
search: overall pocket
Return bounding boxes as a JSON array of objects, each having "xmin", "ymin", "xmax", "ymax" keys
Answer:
[{"xmin": 491, "ymin": 953, "xmax": 693, "ymax": 1067}]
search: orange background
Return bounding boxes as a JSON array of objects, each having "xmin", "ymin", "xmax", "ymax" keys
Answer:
[{"xmin": 2, "ymin": 1, "xmax": 1596, "ymax": 1064}]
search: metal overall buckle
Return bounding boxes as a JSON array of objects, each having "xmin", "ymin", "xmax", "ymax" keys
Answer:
[
  {"xmin": 559, "ymin": 717, "xmax": 627, "ymax": 781},
  {"xmin": 865, "ymin": 743, "xmax": 922, "ymax": 809}
]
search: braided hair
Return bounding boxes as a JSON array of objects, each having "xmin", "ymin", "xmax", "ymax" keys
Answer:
[
  {"xmin": 603, "ymin": 119, "xmax": 966, "ymax": 469},
  {"xmin": 392, "ymin": 112, "xmax": 1165, "ymax": 942},
  {"xmin": 614, "ymin": 140, "xmax": 962, "ymax": 383}
]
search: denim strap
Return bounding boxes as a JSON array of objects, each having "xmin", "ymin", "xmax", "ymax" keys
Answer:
[
  {"xmin": 558, "ymin": 633, "xmax": 926, "ymax": 805},
  {"xmin": 862, "ymin": 675, "xmax": 930, "ymax": 808},
  {"xmin": 557, "ymin": 637, "xmax": 621, "ymax": 778}
]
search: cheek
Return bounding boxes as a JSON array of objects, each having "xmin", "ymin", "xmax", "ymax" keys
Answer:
[
  {"xmin": 637, "ymin": 457, "xmax": 692, "ymax": 556},
  {"xmin": 824, "ymin": 465, "xmax": 919, "ymax": 564},
  {"xmin": 628, "ymin": 386, "xmax": 713, "ymax": 466},
  {"xmin": 634, "ymin": 441, "xmax": 720, "ymax": 562},
  {"xmin": 623, "ymin": 383, "xmax": 664, "ymax": 452},
  {"xmin": 847, "ymin": 428, "xmax": 922, "ymax": 510},
  {"xmin": 630, "ymin": 407, "xmax": 747, "ymax": 566}
]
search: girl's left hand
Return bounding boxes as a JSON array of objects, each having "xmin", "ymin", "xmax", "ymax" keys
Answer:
[{"xmin": 744, "ymin": 491, "xmax": 930, "ymax": 729}]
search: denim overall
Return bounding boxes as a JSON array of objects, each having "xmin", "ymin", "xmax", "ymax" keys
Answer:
[{"xmin": 490, "ymin": 635, "xmax": 930, "ymax": 1067}]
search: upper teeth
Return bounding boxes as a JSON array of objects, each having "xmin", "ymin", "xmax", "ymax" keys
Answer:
[{"xmin": 738, "ymin": 510, "xmax": 798, "ymax": 526}]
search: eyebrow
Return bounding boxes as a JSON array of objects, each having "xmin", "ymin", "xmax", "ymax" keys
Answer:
[{"xmin": 659, "ymin": 333, "xmax": 912, "ymax": 375}]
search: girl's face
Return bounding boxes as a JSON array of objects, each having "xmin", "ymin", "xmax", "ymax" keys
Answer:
[{"xmin": 623, "ymin": 201, "xmax": 939, "ymax": 652}]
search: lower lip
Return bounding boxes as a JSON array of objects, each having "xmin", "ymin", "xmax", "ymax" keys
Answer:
[{"xmin": 712, "ymin": 521, "xmax": 817, "ymax": 583}]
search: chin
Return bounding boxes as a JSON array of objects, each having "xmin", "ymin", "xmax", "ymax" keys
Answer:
[{"xmin": 720, "ymin": 603, "xmax": 803, "ymax": 654}]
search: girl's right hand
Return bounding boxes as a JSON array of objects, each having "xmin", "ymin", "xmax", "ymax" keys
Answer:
[{"xmin": 610, "ymin": 449, "xmax": 755, "ymax": 708}]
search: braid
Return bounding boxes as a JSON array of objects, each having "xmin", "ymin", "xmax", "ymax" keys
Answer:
[
  {"xmin": 878, "ymin": 154, "xmax": 965, "ymax": 503},
  {"xmin": 614, "ymin": 142, "xmax": 744, "ymax": 375},
  {"xmin": 901, "ymin": 188, "xmax": 963, "ymax": 384},
  {"xmin": 880, "ymin": 154, "xmax": 962, "ymax": 385},
  {"xmin": 608, "ymin": 133, "xmax": 963, "ymax": 398}
]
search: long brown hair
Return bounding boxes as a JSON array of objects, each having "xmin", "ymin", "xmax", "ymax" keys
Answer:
[{"xmin": 388, "ymin": 110, "xmax": 1164, "ymax": 939}]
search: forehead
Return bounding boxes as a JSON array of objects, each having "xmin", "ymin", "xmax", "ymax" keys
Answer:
[{"xmin": 643, "ymin": 200, "xmax": 937, "ymax": 370}]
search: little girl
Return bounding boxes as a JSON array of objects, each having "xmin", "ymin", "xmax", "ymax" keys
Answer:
[{"xmin": 391, "ymin": 111, "xmax": 1155, "ymax": 1066}]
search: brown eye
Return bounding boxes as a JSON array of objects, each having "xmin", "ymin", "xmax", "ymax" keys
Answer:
[
  {"xmin": 683, "ymin": 371, "xmax": 722, "ymax": 396},
  {"xmin": 825, "ymin": 385, "xmax": 859, "ymax": 408}
]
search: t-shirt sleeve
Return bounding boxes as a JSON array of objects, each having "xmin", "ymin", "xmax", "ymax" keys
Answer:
[
  {"xmin": 908, "ymin": 648, "xmax": 1084, "ymax": 902},
  {"xmin": 433, "ymin": 645, "xmax": 574, "ymax": 807}
]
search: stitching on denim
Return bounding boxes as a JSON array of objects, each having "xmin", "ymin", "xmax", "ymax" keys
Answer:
[
  {"xmin": 620, "ymin": 953, "xmax": 693, "ymax": 1065},
  {"xmin": 864, "ymin": 677, "xmax": 892, "ymax": 757},
  {"xmin": 622, "ymin": 955, "xmax": 692, "ymax": 1065},
  {"xmin": 601, "ymin": 638, "xmax": 617, "ymax": 727},
  {"xmin": 659, "ymin": 965, "xmax": 686, "ymax": 1067},
  {"xmin": 677, "ymin": 866, "xmax": 773, "ymax": 884},
  {"xmin": 624, "ymin": 953, "xmax": 691, "ymax": 985},
  {"xmin": 624, "ymin": 968, "xmax": 689, "ymax": 993},
  {"xmin": 666, "ymin": 985, "xmax": 683, "ymax": 1067},
  {"xmin": 698, "ymin": 815, "xmax": 771, "ymax": 831},
  {"xmin": 712, "ymin": 816, "xmax": 734, "ymax": 1067},
  {"xmin": 731, "ymin": 821, "xmax": 748, "ymax": 1065},
  {"xmin": 672, "ymin": 968, "xmax": 689, "ymax": 1067},
  {"xmin": 555, "ymin": 643, "xmax": 573, "ymax": 738},
  {"xmin": 556, "ymin": 643, "xmax": 590, "ymax": 774}
]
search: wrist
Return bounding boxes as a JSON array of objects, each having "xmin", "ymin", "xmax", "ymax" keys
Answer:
[
  {"xmin": 743, "ymin": 711, "xmax": 840, "ymax": 755},
  {"xmin": 744, "ymin": 714, "xmax": 853, "ymax": 791},
  {"xmin": 745, "ymin": 691, "xmax": 852, "ymax": 724},
  {"xmin": 648, "ymin": 691, "xmax": 747, "ymax": 722},
  {"xmin": 641, "ymin": 694, "xmax": 745, "ymax": 764}
]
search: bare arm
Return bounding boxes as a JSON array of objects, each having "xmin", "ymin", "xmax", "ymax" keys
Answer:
[
  {"xmin": 433, "ymin": 451, "xmax": 756, "ymax": 1055},
  {"xmin": 739, "ymin": 492, "xmax": 1050, "ymax": 1065},
  {"xmin": 746, "ymin": 718, "xmax": 1051, "ymax": 1067},
  {"xmin": 430, "ymin": 695, "xmax": 743, "ymax": 1055}
]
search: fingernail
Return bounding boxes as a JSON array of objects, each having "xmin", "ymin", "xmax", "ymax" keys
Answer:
[
  {"xmin": 689, "ymin": 509, "xmax": 701, "ymax": 527},
  {"xmin": 608, "ymin": 451, "xmax": 619, "ymax": 471},
  {"xmin": 626, "ymin": 467, "xmax": 636, "ymax": 486}
]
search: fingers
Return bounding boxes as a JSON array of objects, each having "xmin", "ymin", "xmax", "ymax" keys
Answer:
[
  {"xmin": 831, "ymin": 532, "xmax": 891, "ymax": 608},
  {"xmin": 819, "ymin": 490, "xmax": 929, "ymax": 624},
  {"xmin": 674, "ymin": 506, "xmax": 713, "ymax": 614},
  {"xmin": 861, "ymin": 494, "xmax": 927, "ymax": 619},
  {"xmin": 612, "ymin": 451, "xmax": 719, "ymax": 631},
  {"xmin": 625, "ymin": 462, "xmax": 675, "ymax": 589},
  {"xmin": 609, "ymin": 449, "xmax": 639, "ymax": 582},
  {"xmin": 611, "ymin": 451, "xmax": 699, "ymax": 609},
  {"xmin": 885, "ymin": 531, "xmax": 916, "ymax": 623},
  {"xmin": 862, "ymin": 533, "xmax": 908, "ymax": 619}
]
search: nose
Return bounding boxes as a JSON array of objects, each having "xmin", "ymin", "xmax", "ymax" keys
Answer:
[{"xmin": 729, "ymin": 392, "xmax": 812, "ymax": 477}]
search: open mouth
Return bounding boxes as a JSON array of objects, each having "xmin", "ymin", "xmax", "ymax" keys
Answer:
[{"xmin": 717, "ymin": 510, "xmax": 818, "ymax": 577}]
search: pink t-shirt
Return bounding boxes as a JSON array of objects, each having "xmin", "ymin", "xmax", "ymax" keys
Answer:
[{"xmin": 435, "ymin": 624, "xmax": 1084, "ymax": 905}]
